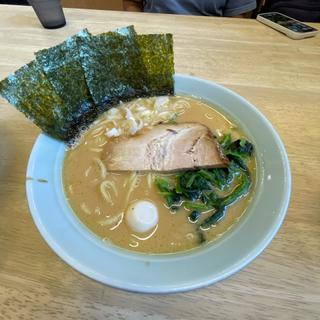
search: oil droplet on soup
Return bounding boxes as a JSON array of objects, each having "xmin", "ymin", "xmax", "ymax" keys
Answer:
[{"xmin": 63, "ymin": 96, "xmax": 256, "ymax": 254}]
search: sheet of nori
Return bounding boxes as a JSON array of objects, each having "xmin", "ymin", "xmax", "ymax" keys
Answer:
[
  {"xmin": 79, "ymin": 26, "xmax": 149, "ymax": 108},
  {"xmin": 35, "ymin": 29, "xmax": 98, "ymax": 140},
  {"xmin": 0, "ymin": 61, "xmax": 70, "ymax": 141},
  {"xmin": 0, "ymin": 28, "xmax": 175, "ymax": 144},
  {"xmin": 137, "ymin": 34, "xmax": 174, "ymax": 96}
]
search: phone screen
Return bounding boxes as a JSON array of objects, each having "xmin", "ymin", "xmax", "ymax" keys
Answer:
[{"xmin": 260, "ymin": 13, "xmax": 318, "ymax": 33}]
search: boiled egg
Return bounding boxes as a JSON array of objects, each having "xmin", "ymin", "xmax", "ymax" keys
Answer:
[{"xmin": 126, "ymin": 200, "xmax": 158, "ymax": 233}]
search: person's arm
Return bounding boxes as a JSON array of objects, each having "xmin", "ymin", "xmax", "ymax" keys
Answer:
[
  {"xmin": 224, "ymin": 0, "xmax": 256, "ymax": 17},
  {"xmin": 123, "ymin": 0, "xmax": 143, "ymax": 12}
]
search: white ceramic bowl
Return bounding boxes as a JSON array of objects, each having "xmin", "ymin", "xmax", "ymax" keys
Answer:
[{"xmin": 26, "ymin": 74, "xmax": 291, "ymax": 293}]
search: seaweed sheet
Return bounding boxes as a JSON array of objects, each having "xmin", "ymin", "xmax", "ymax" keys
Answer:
[
  {"xmin": 79, "ymin": 26, "xmax": 149, "ymax": 108},
  {"xmin": 35, "ymin": 29, "xmax": 98, "ymax": 139},
  {"xmin": 0, "ymin": 27, "xmax": 175, "ymax": 143},
  {"xmin": 0, "ymin": 61, "xmax": 69, "ymax": 140},
  {"xmin": 137, "ymin": 33, "xmax": 174, "ymax": 96}
]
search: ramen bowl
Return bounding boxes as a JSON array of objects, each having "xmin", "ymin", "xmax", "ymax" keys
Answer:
[{"xmin": 26, "ymin": 74, "xmax": 291, "ymax": 293}]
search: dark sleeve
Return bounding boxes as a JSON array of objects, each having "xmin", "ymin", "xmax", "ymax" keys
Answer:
[{"xmin": 223, "ymin": 0, "xmax": 257, "ymax": 16}]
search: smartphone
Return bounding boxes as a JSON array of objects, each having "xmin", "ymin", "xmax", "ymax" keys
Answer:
[{"xmin": 257, "ymin": 12, "xmax": 318, "ymax": 40}]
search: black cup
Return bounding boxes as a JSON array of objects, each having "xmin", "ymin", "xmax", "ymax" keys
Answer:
[{"xmin": 28, "ymin": 0, "xmax": 66, "ymax": 29}]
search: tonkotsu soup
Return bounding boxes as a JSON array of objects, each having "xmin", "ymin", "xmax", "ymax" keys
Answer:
[{"xmin": 63, "ymin": 96, "xmax": 256, "ymax": 254}]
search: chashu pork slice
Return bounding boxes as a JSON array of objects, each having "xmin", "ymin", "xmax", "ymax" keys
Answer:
[{"xmin": 104, "ymin": 122, "xmax": 228, "ymax": 172}]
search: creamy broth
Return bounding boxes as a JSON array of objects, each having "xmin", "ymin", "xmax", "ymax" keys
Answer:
[{"xmin": 63, "ymin": 96, "xmax": 256, "ymax": 254}]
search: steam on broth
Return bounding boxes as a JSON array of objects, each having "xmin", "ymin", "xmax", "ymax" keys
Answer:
[{"xmin": 63, "ymin": 96, "xmax": 256, "ymax": 254}]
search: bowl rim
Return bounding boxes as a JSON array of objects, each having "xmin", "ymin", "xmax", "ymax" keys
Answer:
[{"xmin": 26, "ymin": 74, "xmax": 291, "ymax": 293}]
